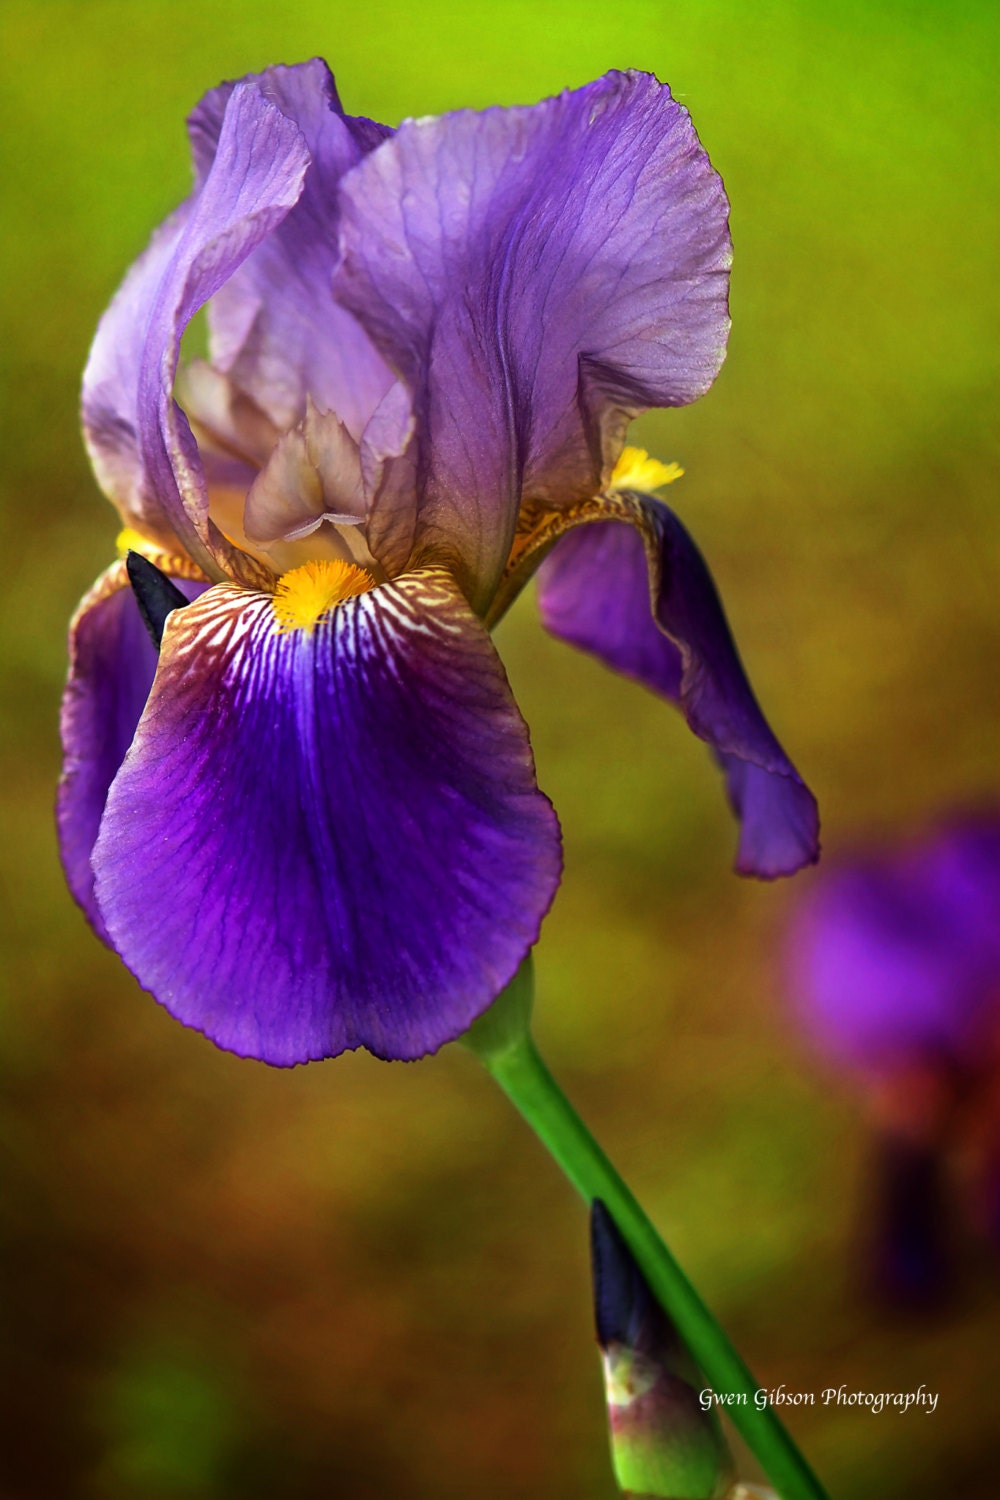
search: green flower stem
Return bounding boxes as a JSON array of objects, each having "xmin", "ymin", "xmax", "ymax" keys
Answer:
[{"xmin": 478, "ymin": 1030, "xmax": 828, "ymax": 1500}]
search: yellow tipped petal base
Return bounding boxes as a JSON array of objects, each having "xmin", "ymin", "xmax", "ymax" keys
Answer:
[
  {"xmin": 611, "ymin": 446, "xmax": 684, "ymax": 493},
  {"xmin": 272, "ymin": 559, "xmax": 375, "ymax": 634}
]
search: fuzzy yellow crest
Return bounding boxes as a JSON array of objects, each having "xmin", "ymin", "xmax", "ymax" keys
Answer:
[
  {"xmin": 610, "ymin": 446, "xmax": 684, "ymax": 493},
  {"xmin": 116, "ymin": 526, "xmax": 161, "ymax": 557},
  {"xmin": 272, "ymin": 559, "xmax": 375, "ymax": 634}
]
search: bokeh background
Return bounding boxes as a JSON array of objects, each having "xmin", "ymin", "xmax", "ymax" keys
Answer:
[{"xmin": 2, "ymin": 2, "xmax": 998, "ymax": 1496}]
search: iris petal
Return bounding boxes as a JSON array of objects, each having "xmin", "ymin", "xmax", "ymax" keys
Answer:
[
  {"xmin": 57, "ymin": 558, "xmax": 208, "ymax": 936},
  {"xmin": 136, "ymin": 81, "xmax": 310, "ymax": 582},
  {"xmin": 333, "ymin": 69, "xmax": 731, "ymax": 614},
  {"xmin": 188, "ymin": 60, "xmax": 402, "ymax": 442},
  {"xmin": 90, "ymin": 572, "xmax": 562, "ymax": 1064},
  {"xmin": 536, "ymin": 497, "xmax": 820, "ymax": 878},
  {"xmin": 82, "ymin": 202, "xmax": 193, "ymax": 544}
]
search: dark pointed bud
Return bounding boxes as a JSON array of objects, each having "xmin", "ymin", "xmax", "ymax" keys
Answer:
[
  {"xmin": 126, "ymin": 551, "xmax": 190, "ymax": 650},
  {"xmin": 592, "ymin": 1199, "xmax": 672, "ymax": 1356},
  {"xmin": 590, "ymin": 1201, "xmax": 734, "ymax": 1499}
]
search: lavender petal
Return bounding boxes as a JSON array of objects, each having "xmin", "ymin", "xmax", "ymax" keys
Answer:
[{"xmin": 333, "ymin": 70, "xmax": 731, "ymax": 613}]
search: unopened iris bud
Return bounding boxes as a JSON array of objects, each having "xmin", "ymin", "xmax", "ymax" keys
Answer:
[
  {"xmin": 623, "ymin": 1484, "xmax": 777, "ymax": 1498},
  {"xmin": 126, "ymin": 551, "xmax": 190, "ymax": 650},
  {"xmin": 591, "ymin": 1200, "xmax": 734, "ymax": 1499}
]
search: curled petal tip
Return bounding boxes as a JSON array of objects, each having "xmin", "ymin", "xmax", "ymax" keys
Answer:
[
  {"xmin": 126, "ymin": 551, "xmax": 191, "ymax": 649},
  {"xmin": 537, "ymin": 498, "xmax": 820, "ymax": 880}
]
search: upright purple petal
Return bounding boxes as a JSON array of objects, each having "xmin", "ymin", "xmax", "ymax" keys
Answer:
[
  {"xmin": 135, "ymin": 82, "xmax": 310, "ymax": 581},
  {"xmin": 82, "ymin": 203, "xmax": 192, "ymax": 543},
  {"xmin": 188, "ymin": 60, "xmax": 400, "ymax": 441},
  {"xmin": 57, "ymin": 558, "xmax": 208, "ymax": 937},
  {"xmin": 333, "ymin": 70, "xmax": 731, "ymax": 613},
  {"xmin": 91, "ymin": 573, "xmax": 562, "ymax": 1065},
  {"xmin": 536, "ymin": 498, "xmax": 819, "ymax": 878}
]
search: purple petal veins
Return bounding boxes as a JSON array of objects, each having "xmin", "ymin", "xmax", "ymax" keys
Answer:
[
  {"xmin": 188, "ymin": 60, "xmax": 397, "ymax": 439},
  {"xmin": 333, "ymin": 70, "xmax": 731, "ymax": 611},
  {"xmin": 90, "ymin": 573, "xmax": 562, "ymax": 1064}
]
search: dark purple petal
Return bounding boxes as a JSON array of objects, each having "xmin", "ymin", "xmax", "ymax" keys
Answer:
[
  {"xmin": 536, "ymin": 499, "xmax": 819, "ymax": 878},
  {"xmin": 91, "ymin": 573, "xmax": 562, "ymax": 1065},
  {"xmin": 57, "ymin": 560, "xmax": 207, "ymax": 937},
  {"xmin": 333, "ymin": 70, "xmax": 731, "ymax": 613},
  {"xmin": 188, "ymin": 60, "xmax": 401, "ymax": 442},
  {"xmin": 136, "ymin": 81, "xmax": 310, "ymax": 580}
]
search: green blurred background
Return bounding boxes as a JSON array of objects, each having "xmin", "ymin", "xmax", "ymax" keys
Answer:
[{"xmin": 2, "ymin": 2, "xmax": 998, "ymax": 1496}]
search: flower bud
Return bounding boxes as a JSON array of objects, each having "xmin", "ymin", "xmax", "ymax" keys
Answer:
[{"xmin": 591, "ymin": 1200, "xmax": 734, "ymax": 1498}]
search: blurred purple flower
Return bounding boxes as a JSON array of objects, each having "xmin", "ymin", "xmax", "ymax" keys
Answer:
[
  {"xmin": 788, "ymin": 814, "xmax": 1000, "ymax": 1300},
  {"xmin": 58, "ymin": 60, "xmax": 818, "ymax": 1065},
  {"xmin": 788, "ymin": 815, "xmax": 1000, "ymax": 1074}
]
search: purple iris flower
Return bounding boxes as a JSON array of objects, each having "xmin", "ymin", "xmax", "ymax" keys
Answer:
[
  {"xmin": 788, "ymin": 815, "xmax": 1000, "ymax": 1299},
  {"xmin": 788, "ymin": 816, "xmax": 1000, "ymax": 1074},
  {"xmin": 58, "ymin": 60, "xmax": 818, "ymax": 1066}
]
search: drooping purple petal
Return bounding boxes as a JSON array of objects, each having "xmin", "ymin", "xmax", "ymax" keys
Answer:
[
  {"xmin": 333, "ymin": 70, "xmax": 731, "ymax": 613},
  {"xmin": 719, "ymin": 754, "xmax": 822, "ymax": 882},
  {"xmin": 136, "ymin": 81, "xmax": 310, "ymax": 581},
  {"xmin": 57, "ymin": 559, "xmax": 207, "ymax": 937},
  {"xmin": 188, "ymin": 60, "xmax": 401, "ymax": 442},
  {"xmin": 536, "ymin": 499, "xmax": 819, "ymax": 878},
  {"xmin": 91, "ymin": 572, "xmax": 562, "ymax": 1064}
]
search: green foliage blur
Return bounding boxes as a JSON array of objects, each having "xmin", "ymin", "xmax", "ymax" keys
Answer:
[{"xmin": 1, "ymin": 2, "xmax": 997, "ymax": 1497}]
